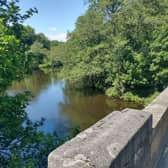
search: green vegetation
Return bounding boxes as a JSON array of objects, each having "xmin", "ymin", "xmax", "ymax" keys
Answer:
[
  {"xmin": 18, "ymin": 26, "xmax": 63, "ymax": 70},
  {"xmin": 0, "ymin": 1, "xmax": 68, "ymax": 167},
  {"xmin": 0, "ymin": 93, "xmax": 65, "ymax": 168},
  {"xmin": 3, "ymin": 0, "xmax": 166, "ymax": 103},
  {"xmin": 23, "ymin": 31, "xmax": 64, "ymax": 70},
  {"xmin": 56, "ymin": 0, "xmax": 168, "ymax": 102}
]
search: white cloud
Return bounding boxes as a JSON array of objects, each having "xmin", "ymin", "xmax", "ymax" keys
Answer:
[
  {"xmin": 46, "ymin": 33, "xmax": 67, "ymax": 42},
  {"xmin": 49, "ymin": 27, "xmax": 57, "ymax": 32}
]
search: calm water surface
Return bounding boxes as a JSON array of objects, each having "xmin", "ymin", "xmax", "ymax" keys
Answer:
[{"xmin": 8, "ymin": 71, "xmax": 142, "ymax": 137}]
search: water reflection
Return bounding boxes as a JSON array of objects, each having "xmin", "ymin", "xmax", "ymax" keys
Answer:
[{"xmin": 9, "ymin": 71, "xmax": 142, "ymax": 136}]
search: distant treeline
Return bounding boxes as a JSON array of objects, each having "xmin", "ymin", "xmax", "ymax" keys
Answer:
[{"xmin": 15, "ymin": 26, "xmax": 64, "ymax": 70}]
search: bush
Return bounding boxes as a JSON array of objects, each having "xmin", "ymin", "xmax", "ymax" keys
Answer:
[{"xmin": 122, "ymin": 92, "xmax": 144, "ymax": 104}]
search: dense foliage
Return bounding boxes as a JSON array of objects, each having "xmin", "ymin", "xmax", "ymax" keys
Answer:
[
  {"xmin": 0, "ymin": 1, "xmax": 65, "ymax": 167},
  {"xmin": 0, "ymin": 93, "xmax": 64, "ymax": 168},
  {"xmin": 57, "ymin": 0, "xmax": 168, "ymax": 101}
]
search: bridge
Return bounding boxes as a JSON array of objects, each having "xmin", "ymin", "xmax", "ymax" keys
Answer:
[{"xmin": 48, "ymin": 88, "xmax": 168, "ymax": 168}]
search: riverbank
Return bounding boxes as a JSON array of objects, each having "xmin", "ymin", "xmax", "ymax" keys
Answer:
[{"xmin": 40, "ymin": 67, "xmax": 161, "ymax": 106}]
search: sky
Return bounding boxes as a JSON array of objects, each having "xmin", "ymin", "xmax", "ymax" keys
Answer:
[{"xmin": 19, "ymin": 0, "xmax": 88, "ymax": 41}]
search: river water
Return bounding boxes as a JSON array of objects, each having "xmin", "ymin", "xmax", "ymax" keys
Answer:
[{"xmin": 8, "ymin": 71, "xmax": 142, "ymax": 137}]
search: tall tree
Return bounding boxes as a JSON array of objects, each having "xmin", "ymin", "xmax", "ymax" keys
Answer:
[
  {"xmin": 60, "ymin": 0, "xmax": 168, "ymax": 100},
  {"xmin": 0, "ymin": 1, "xmax": 65, "ymax": 167}
]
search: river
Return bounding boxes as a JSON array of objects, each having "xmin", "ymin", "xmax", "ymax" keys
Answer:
[{"xmin": 8, "ymin": 71, "xmax": 142, "ymax": 137}]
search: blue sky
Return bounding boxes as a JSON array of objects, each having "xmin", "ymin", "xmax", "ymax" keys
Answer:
[{"xmin": 19, "ymin": 0, "xmax": 88, "ymax": 41}]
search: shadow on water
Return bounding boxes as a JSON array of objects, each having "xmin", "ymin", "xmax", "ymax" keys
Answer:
[{"xmin": 8, "ymin": 71, "xmax": 143, "ymax": 137}]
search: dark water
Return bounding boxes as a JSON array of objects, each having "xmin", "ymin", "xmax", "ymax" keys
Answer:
[{"xmin": 8, "ymin": 71, "xmax": 142, "ymax": 137}]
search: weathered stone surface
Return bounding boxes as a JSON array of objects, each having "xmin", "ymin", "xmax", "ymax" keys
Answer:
[
  {"xmin": 48, "ymin": 109, "xmax": 152, "ymax": 168},
  {"xmin": 143, "ymin": 88, "xmax": 168, "ymax": 168},
  {"xmin": 144, "ymin": 87, "xmax": 168, "ymax": 128}
]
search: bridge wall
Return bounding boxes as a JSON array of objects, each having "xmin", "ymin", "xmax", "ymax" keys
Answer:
[
  {"xmin": 144, "ymin": 88, "xmax": 168, "ymax": 168},
  {"xmin": 48, "ymin": 88, "xmax": 168, "ymax": 168}
]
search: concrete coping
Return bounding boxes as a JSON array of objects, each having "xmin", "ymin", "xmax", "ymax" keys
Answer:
[
  {"xmin": 48, "ymin": 109, "xmax": 152, "ymax": 168},
  {"xmin": 144, "ymin": 88, "xmax": 168, "ymax": 128}
]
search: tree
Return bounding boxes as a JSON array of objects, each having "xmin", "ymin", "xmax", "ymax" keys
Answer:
[
  {"xmin": 0, "ymin": 21, "xmax": 25, "ymax": 91},
  {"xmin": 0, "ymin": 1, "xmax": 66, "ymax": 167},
  {"xmin": 0, "ymin": 93, "xmax": 64, "ymax": 168},
  {"xmin": 35, "ymin": 33, "xmax": 50, "ymax": 49},
  {"xmin": 20, "ymin": 26, "xmax": 36, "ymax": 46},
  {"xmin": 59, "ymin": 0, "xmax": 168, "ymax": 100},
  {"xmin": 149, "ymin": 25, "xmax": 168, "ymax": 90},
  {"xmin": 28, "ymin": 41, "xmax": 49, "ymax": 69}
]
